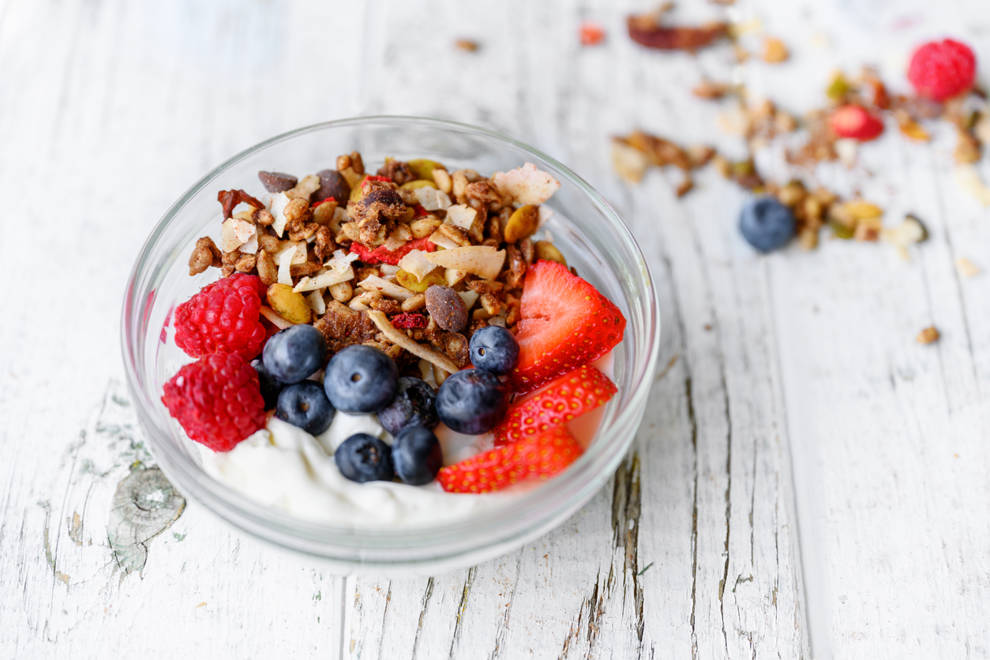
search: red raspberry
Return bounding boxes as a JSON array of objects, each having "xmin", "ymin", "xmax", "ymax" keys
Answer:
[
  {"xmin": 161, "ymin": 352, "xmax": 267, "ymax": 451},
  {"xmin": 907, "ymin": 39, "xmax": 976, "ymax": 102},
  {"xmin": 828, "ymin": 104, "xmax": 884, "ymax": 141},
  {"xmin": 173, "ymin": 274, "xmax": 267, "ymax": 358}
]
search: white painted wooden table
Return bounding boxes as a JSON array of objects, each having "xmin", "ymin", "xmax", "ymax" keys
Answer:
[{"xmin": 2, "ymin": 0, "xmax": 988, "ymax": 657}]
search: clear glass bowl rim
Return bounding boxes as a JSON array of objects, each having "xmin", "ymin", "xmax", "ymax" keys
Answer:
[{"xmin": 120, "ymin": 115, "xmax": 661, "ymax": 567}]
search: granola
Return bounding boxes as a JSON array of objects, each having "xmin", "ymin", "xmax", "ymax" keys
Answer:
[{"xmin": 188, "ymin": 157, "xmax": 565, "ymax": 375}]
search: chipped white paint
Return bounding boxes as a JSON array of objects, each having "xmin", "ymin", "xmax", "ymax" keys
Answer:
[{"xmin": 1, "ymin": 0, "xmax": 988, "ymax": 658}]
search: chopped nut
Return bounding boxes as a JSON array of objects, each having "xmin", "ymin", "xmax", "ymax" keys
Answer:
[
  {"xmin": 954, "ymin": 128, "xmax": 981, "ymax": 164},
  {"xmin": 611, "ymin": 140, "xmax": 649, "ymax": 184},
  {"xmin": 916, "ymin": 326, "xmax": 940, "ymax": 345},
  {"xmin": 433, "ymin": 168, "xmax": 453, "ymax": 194},
  {"xmin": 626, "ymin": 10, "xmax": 728, "ymax": 52},
  {"xmin": 285, "ymin": 174, "xmax": 321, "ymax": 201},
  {"xmin": 401, "ymin": 293, "xmax": 426, "ymax": 311},
  {"xmin": 675, "ymin": 177, "xmax": 694, "ymax": 197},
  {"xmin": 692, "ymin": 80, "xmax": 732, "ymax": 100},
  {"xmin": 258, "ymin": 234, "xmax": 280, "ymax": 253},
  {"xmin": 233, "ymin": 253, "xmax": 256, "ymax": 273},
  {"xmin": 534, "ymin": 240, "xmax": 566, "ymax": 265},
  {"xmin": 256, "ymin": 250, "xmax": 277, "ymax": 285},
  {"xmin": 436, "ymin": 221, "xmax": 472, "ymax": 247},
  {"xmin": 410, "ymin": 216, "xmax": 442, "ymax": 239},
  {"xmin": 314, "ymin": 226, "xmax": 335, "ymax": 262},
  {"xmin": 188, "ymin": 236, "xmax": 221, "ymax": 275},
  {"xmin": 329, "ymin": 281, "xmax": 353, "ymax": 303},
  {"xmin": 454, "ymin": 38, "xmax": 479, "ymax": 52},
  {"xmin": 761, "ymin": 37, "xmax": 789, "ymax": 63},
  {"xmin": 956, "ymin": 257, "xmax": 980, "ymax": 278}
]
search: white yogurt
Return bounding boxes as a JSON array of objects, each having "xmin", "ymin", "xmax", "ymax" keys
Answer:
[{"xmin": 198, "ymin": 415, "xmax": 513, "ymax": 528}]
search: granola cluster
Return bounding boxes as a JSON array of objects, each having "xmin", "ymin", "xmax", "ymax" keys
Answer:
[
  {"xmin": 188, "ymin": 155, "xmax": 563, "ymax": 385},
  {"xmin": 611, "ymin": 61, "xmax": 990, "ymax": 254}
]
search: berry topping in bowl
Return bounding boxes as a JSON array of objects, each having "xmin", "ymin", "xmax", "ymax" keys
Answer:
[
  {"xmin": 435, "ymin": 368, "xmax": 509, "ymax": 435},
  {"xmin": 324, "ymin": 344, "xmax": 399, "ymax": 413},
  {"xmin": 512, "ymin": 260, "xmax": 625, "ymax": 393},
  {"xmin": 437, "ymin": 425, "xmax": 582, "ymax": 494},
  {"xmin": 335, "ymin": 433, "xmax": 395, "ymax": 483},
  {"xmin": 275, "ymin": 381, "xmax": 335, "ymax": 435},
  {"xmin": 156, "ymin": 149, "xmax": 634, "ymax": 530},
  {"xmin": 161, "ymin": 352, "xmax": 267, "ymax": 451},
  {"xmin": 907, "ymin": 38, "xmax": 976, "ymax": 102},
  {"xmin": 392, "ymin": 425, "xmax": 443, "ymax": 486},
  {"xmin": 469, "ymin": 325, "xmax": 519, "ymax": 375},
  {"xmin": 377, "ymin": 377, "xmax": 438, "ymax": 436},
  {"xmin": 262, "ymin": 324, "xmax": 327, "ymax": 383}
]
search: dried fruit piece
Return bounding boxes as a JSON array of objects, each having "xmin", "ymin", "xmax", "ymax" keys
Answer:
[
  {"xmin": 349, "ymin": 237, "xmax": 436, "ymax": 266},
  {"xmin": 391, "ymin": 313, "xmax": 428, "ymax": 329},
  {"xmin": 627, "ymin": 11, "xmax": 728, "ymax": 52},
  {"xmin": 503, "ymin": 205, "xmax": 540, "ymax": 242},
  {"xmin": 580, "ymin": 21, "xmax": 605, "ymax": 46},
  {"xmin": 217, "ymin": 189, "xmax": 264, "ymax": 219},
  {"xmin": 266, "ymin": 283, "xmax": 312, "ymax": 324}
]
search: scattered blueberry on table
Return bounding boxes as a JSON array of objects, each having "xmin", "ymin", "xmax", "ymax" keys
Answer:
[{"xmin": 739, "ymin": 196, "xmax": 795, "ymax": 253}]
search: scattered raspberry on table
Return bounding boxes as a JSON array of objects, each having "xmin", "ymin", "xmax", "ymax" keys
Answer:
[{"xmin": 907, "ymin": 38, "xmax": 976, "ymax": 102}]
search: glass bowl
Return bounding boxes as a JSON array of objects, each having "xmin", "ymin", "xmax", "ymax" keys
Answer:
[{"xmin": 120, "ymin": 116, "xmax": 661, "ymax": 572}]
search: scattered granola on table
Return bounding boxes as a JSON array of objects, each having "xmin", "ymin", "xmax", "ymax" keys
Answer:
[{"xmin": 916, "ymin": 326, "xmax": 941, "ymax": 345}]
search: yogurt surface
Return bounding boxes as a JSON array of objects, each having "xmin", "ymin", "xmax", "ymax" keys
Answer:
[{"xmin": 197, "ymin": 414, "xmax": 515, "ymax": 528}]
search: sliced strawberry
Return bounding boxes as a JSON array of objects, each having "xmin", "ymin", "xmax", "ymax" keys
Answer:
[
  {"xmin": 495, "ymin": 364, "xmax": 616, "ymax": 445},
  {"xmin": 512, "ymin": 260, "xmax": 625, "ymax": 393},
  {"xmin": 828, "ymin": 104, "xmax": 884, "ymax": 141},
  {"xmin": 437, "ymin": 426, "xmax": 582, "ymax": 493},
  {"xmin": 349, "ymin": 237, "xmax": 435, "ymax": 266}
]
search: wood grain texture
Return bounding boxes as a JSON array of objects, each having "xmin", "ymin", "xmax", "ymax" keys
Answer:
[{"xmin": 1, "ymin": 0, "xmax": 987, "ymax": 658}]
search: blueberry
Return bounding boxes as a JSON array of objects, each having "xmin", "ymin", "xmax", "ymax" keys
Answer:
[
  {"xmin": 392, "ymin": 425, "xmax": 443, "ymax": 485},
  {"xmin": 469, "ymin": 326, "xmax": 519, "ymax": 375},
  {"xmin": 275, "ymin": 381, "xmax": 335, "ymax": 435},
  {"xmin": 323, "ymin": 345, "xmax": 398, "ymax": 413},
  {"xmin": 377, "ymin": 377, "xmax": 438, "ymax": 436},
  {"xmin": 262, "ymin": 324, "xmax": 327, "ymax": 384},
  {"xmin": 435, "ymin": 368, "xmax": 509, "ymax": 435},
  {"xmin": 335, "ymin": 433, "xmax": 394, "ymax": 483},
  {"xmin": 251, "ymin": 358, "xmax": 283, "ymax": 410},
  {"xmin": 739, "ymin": 196, "xmax": 796, "ymax": 253}
]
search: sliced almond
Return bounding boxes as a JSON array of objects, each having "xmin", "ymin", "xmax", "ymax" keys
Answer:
[
  {"xmin": 458, "ymin": 290, "xmax": 480, "ymax": 310},
  {"xmin": 425, "ymin": 246, "xmax": 506, "ymax": 280},
  {"xmin": 307, "ymin": 290, "xmax": 327, "ymax": 315},
  {"xmin": 367, "ymin": 310, "xmax": 459, "ymax": 374}
]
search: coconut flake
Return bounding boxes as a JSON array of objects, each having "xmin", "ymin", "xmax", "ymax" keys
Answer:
[
  {"xmin": 293, "ymin": 250, "xmax": 357, "ymax": 292},
  {"xmin": 492, "ymin": 163, "xmax": 560, "ymax": 205},
  {"xmin": 445, "ymin": 204, "xmax": 477, "ymax": 230},
  {"xmin": 307, "ymin": 290, "xmax": 327, "ymax": 315},
  {"xmin": 427, "ymin": 229, "xmax": 461, "ymax": 250},
  {"xmin": 397, "ymin": 249, "xmax": 437, "ymax": 281},
  {"xmin": 220, "ymin": 217, "xmax": 257, "ymax": 252},
  {"xmin": 270, "ymin": 192, "xmax": 291, "ymax": 237},
  {"xmin": 414, "ymin": 187, "xmax": 451, "ymax": 211}
]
